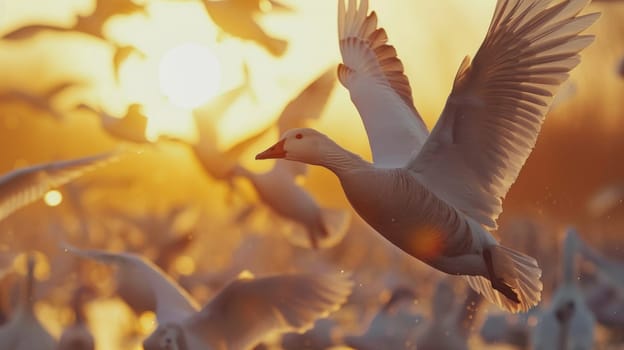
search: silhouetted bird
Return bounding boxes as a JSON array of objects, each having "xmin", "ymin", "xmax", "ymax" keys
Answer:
[
  {"xmin": 185, "ymin": 64, "xmax": 259, "ymax": 187},
  {"xmin": 200, "ymin": 0, "xmax": 289, "ymax": 56},
  {"xmin": 0, "ymin": 81, "xmax": 82, "ymax": 121},
  {"xmin": 2, "ymin": 0, "xmax": 146, "ymax": 82},
  {"xmin": 76, "ymin": 103, "xmax": 150, "ymax": 144}
]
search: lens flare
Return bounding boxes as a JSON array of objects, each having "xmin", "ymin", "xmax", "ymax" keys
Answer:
[{"xmin": 159, "ymin": 43, "xmax": 222, "ymax": 109}]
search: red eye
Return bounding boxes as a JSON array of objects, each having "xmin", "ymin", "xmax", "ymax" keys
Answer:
[{"xmin": 295, "ymin": 133, "xmax": 303, "ymax": 139}]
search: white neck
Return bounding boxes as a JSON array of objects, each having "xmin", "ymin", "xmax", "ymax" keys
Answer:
[{"xmin": 316, "ymin": 140, "xmax": 370, "ymax": 175}]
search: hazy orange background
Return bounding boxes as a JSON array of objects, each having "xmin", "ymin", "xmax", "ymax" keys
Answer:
[{"xmin": 0, "ymin": 1, "xmax": 622, "ymax": 348}]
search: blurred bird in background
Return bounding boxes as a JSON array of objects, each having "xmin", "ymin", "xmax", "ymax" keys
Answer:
[
  {"xmin": 1, "ymin": 0, "xmax": 147, "ymax": 83},
  {"xmin": 0, "ymin": 151, "xmax": 125, "ymax": 223},
  {"xmin": 531, "ymin": 229, "xmax": 595, "ymax": 350},
  {"xmin": 199, "ymin": 0, "xmax": 291, "ymax": 56},
  {"xmin": 0, "ymin": 254, "xmax": 56, "ymax": 350},
  {"xmin": 57, "ymin": 286, "xmax": 96, "ymax": 350},
  {"xmin": 0, "ymin": 81, "xmax": 83, "ymax": 122},
  {"xmin": 242, "ymin": 68, "xmax": 351, "ymax": 250},
  {"xmin": 64, "ymin": 244, "xmax": 353, "ymax": 350},
  {"xmin": 75, "ymin": 103, "xmax": 151, "ymax": 144},
  {"xmin": 344, "ymin": 286, "xmax": 421, "ymax": 350}
]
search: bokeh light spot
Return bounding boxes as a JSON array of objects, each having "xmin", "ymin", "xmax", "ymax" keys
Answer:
[
  {"xmin": 139, "ymin": 311, "xmax": 157, "ymax": 334},
  {"xmin": 173, "ymin": 255, "xmax": 195, "ymax": 276},
  {"xmin": 44, "ymin": 190, "xmax": 63, "ymax": 207}
]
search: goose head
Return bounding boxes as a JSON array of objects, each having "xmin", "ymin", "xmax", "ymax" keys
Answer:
[
  {"xmin": 256, "ymin": 128, "xmax": 334, "ymax": 165},
  {"xmin": 143, "ymin": 323, "xmax": 188, "ymax": 350}
]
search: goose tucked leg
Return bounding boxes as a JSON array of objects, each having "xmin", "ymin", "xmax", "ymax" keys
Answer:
[
  {"xmin": 466, "ymin": 244, "xmax": 542, "ymax": 313},
  {"xmin": 484, "ymin": 247, "xmax": 520, "ymax": 304}
]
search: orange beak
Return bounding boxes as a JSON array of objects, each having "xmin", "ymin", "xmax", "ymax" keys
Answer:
[{"xmin": 255, "ymin": 139, "xmax": 286, "ymax": 160}]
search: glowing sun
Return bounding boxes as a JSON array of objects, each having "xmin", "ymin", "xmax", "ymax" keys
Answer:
[{"xmin": 159, "ymin": 43, "xmax": 222, "ymax": 109}]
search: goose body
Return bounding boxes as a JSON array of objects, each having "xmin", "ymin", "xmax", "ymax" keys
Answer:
[
  {"xmin": 257, "ymin": 0, "xmax": 599, "ymax": 312},
  {"xmin": 336, "ymin": 162, "xmax": 484, "ymax": 268}
]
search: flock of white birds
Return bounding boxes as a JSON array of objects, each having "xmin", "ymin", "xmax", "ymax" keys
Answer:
[{"xmin": 0, "ymin": 0, "xmax": 622, "ymax": 349}]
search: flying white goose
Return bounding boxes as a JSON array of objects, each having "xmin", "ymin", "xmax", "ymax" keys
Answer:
[
  {"xmin": 531, "ymin": 228, "xmax": 595, "ymax": 350},
  {"xmin": 239, "ymin": 68, "xmax": 351, "ymax": 249},
  {"xmin": 0, "ymin": 150, "xmax": 124, "ymax": 223},
  {"xmin": 256, "ymin": 0, "xmax": 598, "ymax": 312},
  {"xmin": 0, "ymin": 254, "xmax": 57, "ymax": 350},
  {"xmin": 64, "ymin": 245, "xmax": 353, "ymax": 350},
  {"xmin": 64, "ymin": 244, "xmax": 198, "ymax": 321}
]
